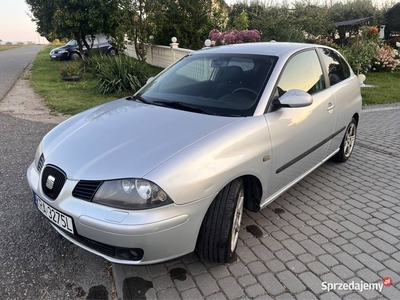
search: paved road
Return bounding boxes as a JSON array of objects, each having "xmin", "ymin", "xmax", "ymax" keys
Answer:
[
  {"xmin": 114, "ymin": 105, "xmax": 400, "ymax": 300},
  {"xmin": 0, "ymin": 49, "xmax": 113, "ymax": 299},
  {"xmin": 0, "ymin": 45, "xmax": 44, "ymax": 100}
]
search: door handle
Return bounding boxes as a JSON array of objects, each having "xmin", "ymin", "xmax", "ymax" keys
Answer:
[{"xmin": 327, "ymin": 102, "xmax": 335, "ymax": 112}]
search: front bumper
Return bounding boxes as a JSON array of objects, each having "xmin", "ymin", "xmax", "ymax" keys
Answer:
[
  {"xmin": 27, "ymin": 162, "xmax": 214, "ymax": 265},
  {"xmin": 50, "ymin": 52, "xmax": 68, "ymax": 60}
]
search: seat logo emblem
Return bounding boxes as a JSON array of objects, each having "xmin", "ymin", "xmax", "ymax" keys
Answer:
[{"xmin": 46, "ymin": 175, "xmax": 56, "ymax": 190}]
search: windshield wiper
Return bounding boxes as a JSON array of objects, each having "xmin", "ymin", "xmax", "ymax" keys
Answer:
[
  {"xmin": 126, "ymin": 94, "xmax": 153, "ymax": 105},
  {"xmin": 153, "ymin": 100, "xmax": 217, "ymax": 115}
]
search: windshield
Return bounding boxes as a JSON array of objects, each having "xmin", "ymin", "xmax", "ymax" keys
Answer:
[
  {"xmin": 138, "ymin": 53, "xmax": 277, "ymax": 117},
  {"xmin": 66, "ymin": 39, "xmax": 77, "ymax": 46}
]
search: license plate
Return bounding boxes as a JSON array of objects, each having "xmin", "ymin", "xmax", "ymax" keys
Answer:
[
  {"xmin": 51, "ymin": 55, "xmax": 56, "ymax": 58},
  {"xmin": 34, "ymin": 194, "xmax": 74, "ymax": 234}
]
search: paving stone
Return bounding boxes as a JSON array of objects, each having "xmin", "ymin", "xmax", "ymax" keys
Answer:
[
  {"xmin": 281, "ymin": 239, "xmax": 307, "ymax": 255},
  {"xmin": 275, "ymin": 293, "xmax": 295, "ymax": 300},
  {"xmin": 282, "ymin": 225, "xmax": 300, "ymax": 236},
  {"xmin": 245, "ymin": 284, "xmax": 265, "ymax": 298},
  {"xmin": 247, "ymin": 261, "xmax": 268, "ymax": 276},
  {"xmin": 152, "ymin": 274, "xmax": 174, "ymax": 291},
  {"xmin": 244, "ymin": 237, "xmax": 261, "ymax": 247},
  {"xmin": 147, "ymin": 264, "xmax": 168, "ymax": 278},
  {"xmin": 257, "ymin": 273, "xmax": 285, "ymax": 296},
  {"xmin": 205, "ymin": 292, "xmax": 228, "ymax": 300},
  {"xmin": 380, "ymin": 286, "xmax": 400, "ymax": 300},
  {"xmin": 299, "ymin": 225, "xmax": 317, "ymax": 235},
  {"xmin": 350, "ymin": 238, "xmax": 378, "ymax": 254},
  {"xmin": 341, "ymin": 231, "xmax": 357, "ymax": 240},
  {"xmin": 298, "ymin": 253, "xmax": 316, "ymax": 264},
  {"xmin": 251, "ymin": 244, "xmax": 274, "ymax": 262},
  {"xmin": 369, "ymin": 238, "xmax": 397, "ymax": 254},
  {"xmin": 181, "ymin": 287, "xmax": 203, "ymax": 300},
  {"xmin": 272, "ymin": 231, "xmax": 290, "ymax": 241},
  {"xmin": 291, "ymin": 233, "xmax": 308, "ymax": 241},
  {"xmin": 236, "ymin": 245, "xmax": 258, "ymax": 264},
  {"xmin": 182, "ymin": 252, "xmax": 200, "ymax": 264},
  {"xmin": 286, "ymin": 260, "xmax": 307, "ymax": 274},
  {"xmin": 373, "ymin": 230, "xmax": 399, "ymax": 245},
  {"xmin": 341, "ymin": 243, "xmax": 362, "ymax": 255},
  {"xmin": 187, "ymin": 262, "xmax": 207, "ymax": 276},
  {"xmin": 319, "ymin": 292, "xmax": 341, "ymax": 300},
  {"xmin": 266, "ymin": 259, "xmax": 286, "ymax": 273},
  {"xmin": 299, "ymin": 240, "xmax": 326, "ymax": 256},
  {"xmin": 275, "ymin": 249, "xmax": 295, "ymax": 263},
  {"xmin": 238, "ymin": 274, "xmax": 257, "ymax": 288},
  {"xmin": 372, "ymin": 252, "xmax": 389, "ymax": 261},
  {"xmin": 341, "ymin": 221, "xmax": 364, "ymax": 234},
  {"xmin": 383, "ymin": 259, "xmax": 400, "ymax": 273},
  {"xmin": 260, "ymin": 236, "xmax": 284, "ymax": 252},
  {"xmin": 209, "ymin": 265, "xmax": 230, "ymax": 280},
  {"xmin": 343, "ymin": 293, "xmax": 364, "ymax": 300},
  {"xmin": 157, "ymin": 287, "xmax": 180, "ymax": 300},
  {"xmin": 277, "ymin": 270, "xmax": 306, "ymax": 294},
  {"xmin": 295, "ymin": 291, "xmax": 318, "ymax": 300},
  {"xmin": 219, "ymin": 276, "xmax": 244, "ymax": 300},
  {"xmin": 331, "ymin": 265, "xmax": 354, "ymax": 281},
  {"xmin": 331, "ymin": 236, "xmax": 347, "ymax": 246},
  {"xmin": 298, "ymin": 272, "xmax": 324, "ymax": 295},
  {"xmin": 334, "ymin": 253, "xmax": 364, "ymax": 272},
  {"xmin": 321, "ymin": 243, "xmax": 342, "ymax": 255},
  {"xmin": 174, "ymin": 275, "xmax": 196, "ymax": 292},
  {"xmin": 228, "ymin": 263, "xmax": 249, "ymax": 277},
  {"xmin": 194, "ymin": 273, "xmax": 220, "ymax": 297},
  {"xmin": 310, "ymin": 234, "xmax": 328, "ymax": 245},
  {"xmin": 355, "ymin": 253, "xmax": 386, "ymax": 272},
  {"xmin": 314, "ymin": 224, "xmax": 339, "ymax": 238},
  {"xmin": 318, "ymin": 254, "xmax": 339, "ymax": 268},
  {"xmin": 307, "ymin": 261, "xmax": 329, "ymax": 275}
]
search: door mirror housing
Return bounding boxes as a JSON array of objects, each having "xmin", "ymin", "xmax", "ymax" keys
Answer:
[
  {"xmin": 146, "ymin": 77, "xmax": 155, "ymax": 85},
  {"xmin": 274, "ymin": 89, "xmax": 313, "ymax": 108}
]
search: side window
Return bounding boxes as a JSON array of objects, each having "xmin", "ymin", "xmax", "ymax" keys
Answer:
[
  {"xmin": 277, "ymin": 50, "xmax": 325, "ymax": 96},
  {"xmin": 320, "ymin": 49, "xmax": 351, "ymax": 86},
  {"xmin": 97, "ymin": 35, "xmax": 108, "ymax": 44}
]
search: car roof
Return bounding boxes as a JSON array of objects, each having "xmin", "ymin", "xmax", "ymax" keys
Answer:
[{"xmin": 196, "ymin": 42, "xmax": 322, "ymax": 57}]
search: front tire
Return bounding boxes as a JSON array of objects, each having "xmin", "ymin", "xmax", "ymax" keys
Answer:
[
  {"xmin": 334, "ymin": 118, "xmax": 357, "ymax": 162},
  {"xmin": 69, "ymin": 52, "xmax": 81, "ymax": 60},
  {"xmin": 196, "ymin": 179, "xmax": 244, "ymax": 263}
]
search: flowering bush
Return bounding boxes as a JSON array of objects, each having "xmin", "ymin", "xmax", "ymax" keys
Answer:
[
  {"xmin": 371, "ymin": 45, "xmax": 400, "ymax": 72},
  {"xmin": 208, "ymin": 29, "xmax": 261, "ymax": 45}
]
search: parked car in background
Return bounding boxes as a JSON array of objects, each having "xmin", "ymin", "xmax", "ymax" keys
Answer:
[
  {"xmin": 49, "ymin": 34, "xmax": 117, "ymax": 60},
  {"xmin": 29, "ymin": 42, "xmax": 361, "ymax": 265}
]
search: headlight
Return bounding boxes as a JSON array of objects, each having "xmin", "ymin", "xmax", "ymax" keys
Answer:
[{"xmin": 93, "ymin": 179, "xmax": 173, "ymax": 210}]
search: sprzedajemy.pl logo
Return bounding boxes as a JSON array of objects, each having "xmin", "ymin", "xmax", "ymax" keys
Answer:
[{"xmin": 322, "ymin": 277, "xmax": 392, "ymax": 293}]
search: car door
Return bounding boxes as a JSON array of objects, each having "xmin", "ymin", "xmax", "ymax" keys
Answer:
[{"xmin": 263, "ymin": 49, "xmax": 337, "ymax": 202}]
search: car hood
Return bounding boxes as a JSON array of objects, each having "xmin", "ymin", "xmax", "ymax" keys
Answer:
[{"xmin": 42, "ymin": 99, "xmax": 242, "ymax": 180}]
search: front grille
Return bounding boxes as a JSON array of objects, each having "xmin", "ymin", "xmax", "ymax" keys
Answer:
[
  {"xmin": 37, "ymin": 154, "xmax": 45, "ymax": 172},
  {"xmin": 67, "ymin": 232, "xmax": 144, "ymax": 261},
  {"xmin": 41, "ymin": 165, "xmax": 67, "ymax": 200},
  {"xmin": 72, "ymin": 180, "xmax": 103, "ymax": 201}
]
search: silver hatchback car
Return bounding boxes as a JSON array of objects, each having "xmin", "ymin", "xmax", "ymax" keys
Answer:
[{"xmin": 27, "ymin": 42, "xmax": 361, "ymax": 265}]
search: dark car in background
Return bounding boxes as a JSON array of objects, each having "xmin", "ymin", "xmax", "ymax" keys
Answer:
[{"xmin": 50, "ymin": 34, "xmax": 117, "ymax": 60}]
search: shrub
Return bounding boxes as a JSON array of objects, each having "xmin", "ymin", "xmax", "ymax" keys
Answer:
[
  {"xmin": 85, "ymin": 53, "xmax": 150, "ymax": 95},
  {"xmin": 59, "ymin": 62, "xmax": 83, "ymax": 77},
  {"xmin": 371, "ymin": 45, "xmax": 400, "ymax": 72},
  {"xmin": 209, "ymin": 29, "xmax": 261, "ymax": 45}
]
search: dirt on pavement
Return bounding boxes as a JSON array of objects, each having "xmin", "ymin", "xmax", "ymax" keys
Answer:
[{"xmin": 0, "ymin": 65, "xmax": 70, "ymax": 124}]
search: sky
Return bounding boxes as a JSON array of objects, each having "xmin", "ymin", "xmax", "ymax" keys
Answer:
[{"xmin": 0, "ymin": 0, "xmax": 394, "ymax": 44}]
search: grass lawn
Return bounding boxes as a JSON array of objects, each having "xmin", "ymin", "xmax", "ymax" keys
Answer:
[
  {"xmin": 362, "ymin": 72, "xmax": 400, "ymax": 106},
  {"xmin": 30, "ymin": 45, "xmax": 162, "ymax": 115}
]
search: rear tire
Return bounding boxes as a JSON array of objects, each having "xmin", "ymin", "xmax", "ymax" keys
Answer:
[
  {"xmin": 334, "ymin": 118, "xmax": 357, "ymax": 162},
  {"xmin": 196, "ymin": 179, "xmax": 244, "ymax": 263},
  {"xmin": 109, "ymin": 48, "xmax": 117, "ymax": 56}
]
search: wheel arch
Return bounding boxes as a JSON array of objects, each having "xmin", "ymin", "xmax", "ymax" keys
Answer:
[
  {"xmin": 352, "ymin": 113, "xmax": 359, "ymax": 126},
  {"xmin": 242, "ymin": 175, "xmax": 263, "ymax": 213}
]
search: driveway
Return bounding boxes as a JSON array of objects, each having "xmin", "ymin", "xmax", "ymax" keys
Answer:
[
  {"xmin": 0, "ymin": 47, "xmax": 113, "ymax": 299},
  {"xmin": 114, "ymin": 104, "xmax": 400, "ymax": 300}
]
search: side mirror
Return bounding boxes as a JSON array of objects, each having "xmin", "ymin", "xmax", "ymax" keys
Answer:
[
  {"xmin": 274, "ymin": 89, "xmax": 313, "ymax": 108},
  {"xmin": 146, "ymin": 77, "xmax": 155, "ymax": 85}
]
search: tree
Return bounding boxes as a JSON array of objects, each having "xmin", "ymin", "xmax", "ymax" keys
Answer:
[
  {"xmin": 154, "ymin": 0, "xmax": 218, "ymax": 49},
  {"xmin": 233, "ymin": 11, "xmax": 249, "ymax": 31},
  {"xmin": 26, "ymin": 0, "xmax": 124, "ymax": 56},
  {"xmin": 384, "ymin": 3, "xmax": 400, "ymax": 39},
  {"xmin": 293, "ymin": 3, "xmax": 335, "ymax": 38}
]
